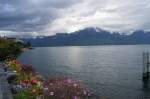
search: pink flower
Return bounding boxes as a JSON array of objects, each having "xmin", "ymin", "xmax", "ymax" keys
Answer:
[
  {"xmin": 73, "ymin": 83, "xmax": 77, "ymax": 87},
  {"xmin": 66, "ymin": 79, "xmax": 72, "ymax": 83},
  {"xmin": 73, "ymin": 96, "xmax": 77, "ymax": 99},
  {"xmin": 83, "ymin": 90, "xmax": 87, "ymax": 95},
  {"xmin": 49, "ymin": 83, "xmax": 53, "ymax": 86},
  {"xmin": 88, "ymin": 93, "xmax": 91, "ymax": 96},
  {"xmin": 49, "ymin": 92, "xmax": 54, "ymax": 96}
]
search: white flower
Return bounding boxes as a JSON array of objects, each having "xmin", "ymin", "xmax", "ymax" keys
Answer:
[{"xmin": 49, "ymin": 92, "xmax": 54, "ymax": 96}]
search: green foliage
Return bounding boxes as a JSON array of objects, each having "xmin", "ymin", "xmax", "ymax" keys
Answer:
[
  {"xmin": 13, "ymin": 89, "xmax": 37, "ymax": 99},
  {"xmin": 0, "ymin": 38, "xmax": 24, "ymax": 61}
]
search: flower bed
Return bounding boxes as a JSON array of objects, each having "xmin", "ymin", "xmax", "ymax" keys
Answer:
[
  {"xmin": 6, "ymin": 60, "xmax": 93, "ymax": 99},
  {"xmin": 43, "ymin": 77, "xmax": 92, "ymax": 99}
]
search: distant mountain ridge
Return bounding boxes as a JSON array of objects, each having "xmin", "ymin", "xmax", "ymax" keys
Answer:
[{"xmin": 23, "ymin": 28, "xmax": 150, "ymax": 47}]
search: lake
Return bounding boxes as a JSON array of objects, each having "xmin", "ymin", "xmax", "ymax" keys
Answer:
[{"xmin": 18, "ymin": 45, "xmax": 150, "ymax": 99}]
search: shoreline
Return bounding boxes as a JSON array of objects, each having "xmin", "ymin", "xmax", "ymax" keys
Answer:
[
  {"xmin": 5, "ymin": 59, "xmax": 94, "ymax": 99},
  {"xmin": 2, "ymin": 47, "xmax": 95, "ymax": 99},
  {"xmin": 0, "ymin": 39, "xmax": 95, "ymax": 98}
]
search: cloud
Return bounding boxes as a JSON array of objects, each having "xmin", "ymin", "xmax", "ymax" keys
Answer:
[{"xmin": 0, "ymin": 0, "xmax": 150, "ymax": 36}]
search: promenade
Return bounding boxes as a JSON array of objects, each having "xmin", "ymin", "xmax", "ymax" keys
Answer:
[{"xmin": 0, "ymin": 63, "xmax": 13, "ymax": 99}]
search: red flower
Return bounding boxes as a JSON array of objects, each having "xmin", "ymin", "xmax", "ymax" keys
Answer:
[{"xmin": 31, "ymin": 80, "xmax": 38, "ymax": 84}]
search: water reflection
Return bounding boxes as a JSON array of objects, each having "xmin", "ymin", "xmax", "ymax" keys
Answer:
[
  {"xmin": 142, "ymin": 76, "xmax": 150, "ymax": 98},
  {"xmin": 143, "ymin": 78, "xmax": 150, "ymax": 89}
]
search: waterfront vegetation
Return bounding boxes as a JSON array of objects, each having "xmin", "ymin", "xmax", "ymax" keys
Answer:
[
  {"xmin": 0, "ymin": 38, "xmax": 24, "ymax": 61},
  {"xmin": 0, "ymin": 38, "xmax": 93, "ymax": 99}
]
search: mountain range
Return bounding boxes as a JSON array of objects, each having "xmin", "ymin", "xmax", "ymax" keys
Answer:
[{"xmin": 23, "ymin": 28, "xmax": 150, "ymax": 47}]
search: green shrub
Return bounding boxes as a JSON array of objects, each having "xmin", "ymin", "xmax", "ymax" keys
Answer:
[{"xmin": 0, "ymin": 38, "xmax": 24, "ymax": 61}]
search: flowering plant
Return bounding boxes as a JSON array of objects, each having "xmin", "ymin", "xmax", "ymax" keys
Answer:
[
  {"xmin": 43, "ymin": 77, "xmax": 92, "ymax": 99},
  {"xmin": 6, "ymin": 60, "xmax": 93, "ymax": 99}
]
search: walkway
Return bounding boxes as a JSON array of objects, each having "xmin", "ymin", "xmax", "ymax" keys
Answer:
[{"xmin": 0, "ymin": 63, "xmax": 13, "ymax": 99}]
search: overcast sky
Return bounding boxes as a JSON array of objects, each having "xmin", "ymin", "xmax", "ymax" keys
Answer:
[{"xmin": 0, "ymin": 0, "xmax": 150, "ymax": 36}]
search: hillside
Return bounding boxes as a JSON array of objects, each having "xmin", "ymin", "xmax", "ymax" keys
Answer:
[{"xmin": 23, "ymin": 28, "xmax": 150, "ymax": 47}]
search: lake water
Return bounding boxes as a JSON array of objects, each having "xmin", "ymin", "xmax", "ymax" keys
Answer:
[{"xmin": 18, "ymin": 45, "xmax": 150, "ymax": 99}]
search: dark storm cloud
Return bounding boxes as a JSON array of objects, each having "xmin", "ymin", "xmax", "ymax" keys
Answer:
[{"xmin": 0, "ymin": 0, "xmax": 80, "ymax": 34}]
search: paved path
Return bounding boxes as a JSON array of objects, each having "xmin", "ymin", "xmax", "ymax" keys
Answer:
[{"xmin": 0, "ymin": 63, "xmax": 13, "ymax": 99}]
